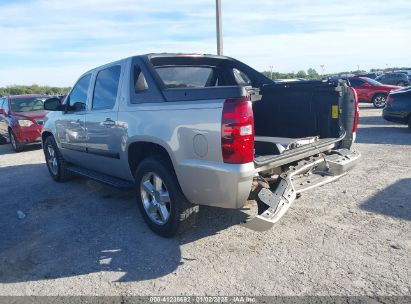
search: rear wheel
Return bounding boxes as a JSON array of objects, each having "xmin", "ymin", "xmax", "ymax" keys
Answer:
[
  {"xmin": 9, "ymin": 129, "xmax": 23, "ymax": 152},
  {"xmin": 372, "ymin": 94, "xmax": 387, "ymax": 108},
  {"xmin": 43, "ymin": 136, "xmax": 72, "ymax": 182},
  {"xmin": 135, "ymin": 157, "xmax": 198, "ymax": 237}
]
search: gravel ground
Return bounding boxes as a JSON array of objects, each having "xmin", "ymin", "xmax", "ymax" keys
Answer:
[{"xmin": 0, "ymin": 104, "xmax": 410, "ymax": 296}]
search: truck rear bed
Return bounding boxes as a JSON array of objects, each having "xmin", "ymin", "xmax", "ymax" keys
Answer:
[{"xmin": 252, "ymin": 80, "xmax": 355, "ymax": 168}]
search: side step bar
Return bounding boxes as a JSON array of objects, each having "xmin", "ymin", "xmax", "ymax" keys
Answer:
[
  {"xmin": 66, "ymin": 166, "xmax": 134, "ymax": 189},
  {"xmin": 242, "ymin": 149, "xmax": 361, "ymax": 231}
]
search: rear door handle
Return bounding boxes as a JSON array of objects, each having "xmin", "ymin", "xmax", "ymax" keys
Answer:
[{"xmin": 102, "ymin": 118, "xmax": 115, "ymax": 127}]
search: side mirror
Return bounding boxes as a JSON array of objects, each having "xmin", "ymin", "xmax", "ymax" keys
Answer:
[{"xmin": 44, "ymin": 98, "xmax": 63, "ymax": 111}]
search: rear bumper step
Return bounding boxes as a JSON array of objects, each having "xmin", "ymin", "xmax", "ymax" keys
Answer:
[{"xmin": 242, "ymin": 149, "xmax": 360, "ymax": 231}]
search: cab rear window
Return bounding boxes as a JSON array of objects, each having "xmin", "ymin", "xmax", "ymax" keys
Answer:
[{"xmin": 155, "ymin": 66, "xmax": 215, "ymax": 88}]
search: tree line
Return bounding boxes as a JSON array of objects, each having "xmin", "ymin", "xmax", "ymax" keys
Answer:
[
  {"xmin": 261, "ymin": 66, "xmax": 411, "ymax": 80},
  {"xmin": 261, "ymin": 68, "xmax": 320, "ymax": 80},
  {"xmin": 0, "ymin": 84, "xmax": 71, "ymax": 97}
]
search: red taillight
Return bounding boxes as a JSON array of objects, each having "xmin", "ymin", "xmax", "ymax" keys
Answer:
[
  {"xmin": 387, "ymin": 95, "xmax": 394, "ymax": 105},
  {"xmin": 350, "ymin": 87, "xmax": 359, "ymax": 134},
  {"xmin": 221, "ymin": 97, "xmax": 254, "ymax": 164}
]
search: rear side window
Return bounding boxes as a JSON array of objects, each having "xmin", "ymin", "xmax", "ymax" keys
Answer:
[
  {"xmin": 134, "ymin": 66, "xmax": 148, "ymax": 92},
  {"xmin": 69, "ymin": 74, "xmax": 91, "ymax": 111},
  {"xmin": 155, "ymin": 66, "xmax": 215, "ymax": 88},
  {"xmin": 92, "ymin": 65, "xmax": 121, "ymax": 110},
  {"xmin": 233, "ymin": 68, "xmax": 251, "ymax": 85},
  {"xmin": 349, "ymin": 78, "xmax": 364, "ymax": 87}
]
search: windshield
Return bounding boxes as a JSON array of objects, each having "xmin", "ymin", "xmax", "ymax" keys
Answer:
[
  {"xmin": 10, "ymin": 97, "xmax": 48, "ymax": 112},
  {"xmin": 363, "ymin": 77, "xmax": 383, "ymax": 86}
]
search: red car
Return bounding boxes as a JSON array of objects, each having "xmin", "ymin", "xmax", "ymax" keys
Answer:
[
  {"xmin": 0, "ymin": 94, "xmax": 49, "ymax": 152},
  {"xmin": 347, "ymin": 77, "xmax": 401, "ymax": 108}
]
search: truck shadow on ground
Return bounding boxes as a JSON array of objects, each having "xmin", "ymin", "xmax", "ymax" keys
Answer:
[
  {"xmin": 0, "ymin": 163, "xmax": 249, "ymax": 283},
  {"xmin": 360, "ymin": 178, "xmax": 411, "ymax": 221}
]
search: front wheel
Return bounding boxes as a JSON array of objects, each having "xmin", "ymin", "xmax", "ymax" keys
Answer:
[
  {"xmin": 43, "ymin": 136, "xmax": 72, "ymax": 182},
  {"xmin": 135, "ymin": 157, "xmax": 198, "ymax": 237},
  {"xmin": 372, "ymin": 94, "xmax": 387, "ymax": 108},
  {"xmin": 0, "ymin": 134, "xmax": 7, "ymax": 145},
  {"xmin": 9, "ymin": 129, "xmax": 23, "ymax": 152}
]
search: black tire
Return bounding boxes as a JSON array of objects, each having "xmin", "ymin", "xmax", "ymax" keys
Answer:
[
  {"xmin": 135, "ymin": 157, "xmax": 198, "ymax": 237},
  {"xmin": 43, "ymin": 136, "xmax": 72, "ymax": 182},
  {"xmin": 372, "ymin": 94, "xmax": 387, "ymax": 108},
  {"xmin": 9, "ymin": 129, "xmax": 23, "ymax": 152},
  {"xmin": 0, "ymin": 135, "xmax": 7, "ymax": 145}
]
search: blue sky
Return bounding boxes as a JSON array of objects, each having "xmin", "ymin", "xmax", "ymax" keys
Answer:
[{"xmin": 0, "ymin": 0, "xmax": 410, "ymax": 86}]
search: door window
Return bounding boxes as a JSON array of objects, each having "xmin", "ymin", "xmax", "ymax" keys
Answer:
[
  {"xmin": 2, "ymin": 97, "xmax": 9, "ymax": 113},
  {"xmin": 68, "ymin": 74, "xmax": 91, "ymax": 112},
  {"xmin": 92, "ymin": 65, "xmax": 121, "ymax": 110}
]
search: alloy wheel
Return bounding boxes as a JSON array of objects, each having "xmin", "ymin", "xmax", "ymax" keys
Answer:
[
  {"xmin": 140, "ymin": 172, "xmax": 171, "ymax": 225},
  {"xmin": 47, "ymin": 144, "xmax": 58, "ymax": 175},
  {"xmin": 374, "ymin": 95, "xmax": 386, "ymax": 107}
]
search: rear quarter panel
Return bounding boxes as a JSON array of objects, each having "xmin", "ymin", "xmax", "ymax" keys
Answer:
[{"xmin": 118, "ymin": 100, "xmax": 254, "ymax": 208}]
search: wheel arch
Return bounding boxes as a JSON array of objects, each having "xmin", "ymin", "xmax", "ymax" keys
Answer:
[
  {"xmin": 41, "ymin": 131, "xmax": 54, "ymax": 145},
  {"xmin": 127, "ymin": 140, "xmax": 176, "ymax": 178}
]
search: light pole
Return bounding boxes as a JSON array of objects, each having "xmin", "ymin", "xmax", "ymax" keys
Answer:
[
  {"xmin": 216, "ymin": 0, "xmax": 223, "ymax": 55},
  {"xmin": 269, "ymin": 65, "xmax": 274, "ymax": 80}
]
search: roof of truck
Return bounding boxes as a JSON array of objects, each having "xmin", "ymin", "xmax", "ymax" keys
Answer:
[
  {"xmin": 144, "ymin": 53, "xmax": 230, "ymax": 59},
  {"xmin": 79, "ymin": 53, "xmax": 235, "ymax": 77}
]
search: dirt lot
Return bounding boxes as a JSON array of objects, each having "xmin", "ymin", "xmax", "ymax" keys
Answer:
[{"xmin": 0, "ymin": 104, "xmax": 410, "ymax": 296}]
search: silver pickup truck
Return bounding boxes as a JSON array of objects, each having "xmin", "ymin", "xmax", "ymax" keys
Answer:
[{"xmin": 42, "ymin": 53, "xmax": 360, "ymax": 237}]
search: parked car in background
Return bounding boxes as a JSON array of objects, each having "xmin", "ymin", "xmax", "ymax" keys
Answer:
[
  {"xmin": 376, "ymin": 73, "xmax": 410, "ymax": 87},
  {"xmin": 346, "ymin": 77, "xmax": 401, "ymax": 108},
  {"xmin": 394, "ymin": 70, "xmax": 411, "ymax": 78},
  {"xmin": 358, "ymin": 72, "xmax": 382, "ymax": 79},
  {"xmin": 0, "ymin": 94, "xmax": 49, "ymax": 152},
  {"xmin": 383, "ymin": 87, "xmax": 411, "ymax": 129}
]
